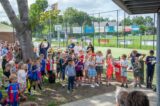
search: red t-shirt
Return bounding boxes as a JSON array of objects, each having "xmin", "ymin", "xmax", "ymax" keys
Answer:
[{"xmin": 46, "ymin": 59, "xmax": 54, "ymax": 71}]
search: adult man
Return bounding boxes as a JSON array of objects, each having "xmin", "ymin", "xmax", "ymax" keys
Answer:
[{"xmin": 39, "ymin": 39, "xmax": 50, "ymax": 59}]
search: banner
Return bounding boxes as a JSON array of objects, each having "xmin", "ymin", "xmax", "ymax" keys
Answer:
[
  {"xmin": 105, "ymin": 26, "xmax": 115, "ymax": 32},
  {"xmin": 95, "ymin": 27, "xmax": 105, "ymax": 33},
  {"xmin": 132, "ymin": 25, "xmax": 139, "ymax": 31},
  {"xmin": 84, "ymin": 26, "xmax": 94, "ymax": 33},
  {"xmin": 72, "ymin": 27, "xmax": 82, "ymax": 34}
]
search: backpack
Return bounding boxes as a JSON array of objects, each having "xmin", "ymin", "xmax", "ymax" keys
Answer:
[{"xmin": 48, "ymin": 72, "xmax": 56, "ymax": 83}]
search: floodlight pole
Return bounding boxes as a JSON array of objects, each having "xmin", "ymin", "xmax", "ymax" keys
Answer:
[
  {"xmin": 99, "ymin": 12, "xmax": 101, "ymax": 47},
  {"xmin": 157, "ymin": 12, "xmax": 160, "ymax": 106},
  {"xmin": 117, "ymin": 10, "xmax": 119, "ymax": 48}
]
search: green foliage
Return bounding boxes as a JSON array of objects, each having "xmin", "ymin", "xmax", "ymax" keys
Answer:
[
  {"xmin": 63, "ymin": 7, "xmax": 91, "ymax": 26},
  {"xmin": 29, "ymin": 0, "xmax": 48, "ymax": 32}
]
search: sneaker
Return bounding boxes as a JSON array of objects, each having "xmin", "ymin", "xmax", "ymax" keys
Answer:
[
  {"xmin": 67, "ymin": 90, "xmax": 70, "ymax": 94},
  {"xmin": 95, "ymin": 83, "xmax": 99, "ymax": 87},
  {"xmin": 91, "ymin": 84, "xmax": 95, "ymax": 88}
]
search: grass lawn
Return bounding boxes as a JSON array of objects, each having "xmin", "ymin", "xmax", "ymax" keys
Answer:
[{"xmin": 35, "ymin": 35, "xmax": 157, "ymax": 50}]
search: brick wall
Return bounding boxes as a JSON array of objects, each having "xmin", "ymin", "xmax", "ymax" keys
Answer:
[{"xmin": 0, "ymin": 32, "xmax": 16, "ymax": 43}]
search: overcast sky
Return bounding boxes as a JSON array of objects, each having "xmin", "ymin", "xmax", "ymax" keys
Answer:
[{"xmin": 0, "ymin": 0, "xmax": 155, "ymax": 23}]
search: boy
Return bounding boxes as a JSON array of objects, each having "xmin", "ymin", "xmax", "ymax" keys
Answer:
[
  {"xmin": 146, "ymin": 50, "xmax": 156, "ymax": 89},
  {"xmin": 7, "ymin": 74, "xmax": 20, "ymax": 106},
  {"xmin": 133, "ymin": 57, "xmax": 142, "ymax": 88},
  {"xmin": 65, "ymin": 58, "xmax": 76, "ymax": 93},
  {"xmin": 120, "ymin": 54, "xmax": 129, "ymax": 88}
]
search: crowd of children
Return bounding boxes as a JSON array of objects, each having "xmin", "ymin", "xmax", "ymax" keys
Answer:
[{"xmin": 0, "ymin": 40, "xmax": 157, "ymax": 105}]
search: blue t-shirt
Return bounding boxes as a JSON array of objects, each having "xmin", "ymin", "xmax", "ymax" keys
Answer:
[
  {"xmin": 146, "ymin": 56, "xmax": 156, "ymax": 69},
  {"xmin": 41, "ymin": 59, "xmax": 46, "ymax": 72},
  {"xmin": 130, "ymin": 53, "xmax": 141, "ymax": 64}
]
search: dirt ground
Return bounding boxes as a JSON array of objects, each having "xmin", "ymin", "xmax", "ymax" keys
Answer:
[{"xmin": 25, "ymin": 81, "xmax": 116, "ymax": 106}]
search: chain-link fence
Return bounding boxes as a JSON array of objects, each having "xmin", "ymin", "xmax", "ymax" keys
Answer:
[{"xmin": 0, "ymin": 9, "xmax": 157, "ymax": 50}]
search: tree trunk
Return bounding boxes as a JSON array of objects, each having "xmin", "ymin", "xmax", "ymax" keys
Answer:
[
  {"xmin": 16, "ymin": 29, "xmax": 33, "ymax": 62},
  {"xmin": 0, "ymin": 0, "xmax": 33, "ymax": 62}
]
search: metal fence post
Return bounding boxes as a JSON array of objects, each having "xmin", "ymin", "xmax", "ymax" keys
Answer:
[{"xmin": 117, "ymin": 10, "xmax": 119, "ymax": 48}]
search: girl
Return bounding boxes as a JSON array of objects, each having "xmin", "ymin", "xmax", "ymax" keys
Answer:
[
  {"xmin": 40, "ymin": 54, "xmax": 46, "ymax": 81},
  {"xmin": 17, "ymin": 63, "xmax": 27, "ymax": 98},
  {"xmin": 88, "ymin": 56, "xmax": 97, "ymax": 88},
  {"xmin": 75, "ymin": 57, "xmax": 84, "ymax": 87},
  {"xmin": 95, "ymin": 51, "xmax": 104, "ymax": 85},
  {"xmin": 84, "ymin": 55, "xmax": 89, "ymax": 83},
  {"xmin": 133, "ymin": 57, "xmax": 142, "ymax": 88},
  {"xmin": 106, "ymin": 49, "xmax": 114, "ymax": 86},
  {"xmin": 120, "ymin": 54, "xmax": 129, "ymax": 88},
  {"xmin": 30, "ymin": 60, "xmax": 42, "ymax": 91},
  {"xmin": 46, "ymin": 54, "xmax": 54, "ymax": 75}
]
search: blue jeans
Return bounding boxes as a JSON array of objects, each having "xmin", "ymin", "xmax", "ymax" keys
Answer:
[{"xmin": 68, "ymin": 76, "xmax": 75, "ymax": 91}]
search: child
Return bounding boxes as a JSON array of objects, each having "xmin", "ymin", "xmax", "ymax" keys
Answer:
[
  {"xmin": 95, "ymin": 51, "xmax": 104, "ymax": 85},
  {"xmin": 60, "ymin": 54, "xmax": 67, "ymax": 87},
  {"xmin": 132, "ymin": 57, "xmax": 142, "ymax": 88},
  {"xmin": 88, "ymin": 56, "xmax": 97, "ymax": 88},
  {"xmin": 40, "ymin": 54, "xmax": 46, "ymax": 81},
  {"xmin": 75, "ymin": 57, "xmax": 84, "ymax": 87},
  {"xmin": 36, "ymin": 57, "xmax": 42, "ymax": 83},
  {"xmin": 7, "ymin": 74, "xmax": 20, "ymax": 106},
  {"xmin": 46, "ymin": 54, "xmax": 55, "ymax": 84},
  {"xmin": 145, "ymin": 50, "xmax": 156, "ymax": 89},
  {"xmin": 56, "ymin": 52, "xmax": 61, "ymax": 80},
  {"xmin": 46, "ymin": 54, "xmax": 54, "ymax": 75},
  {"xmin": 120, "ymin": 54, "xmax": 129, "ymax": 88},
  {"xmin": 17, "ymin": 63, "xmax": 27, "ymax": 95},
  {"xmin": 65, "ymin": 58, "xmax": 76, "ymax": 93},
  {"xmin": 79, "ymin": 50, "xmax": 84, "ymax": 62},
  {"xmin": 84, "ymin": 55, "xmax": 89, "ymax": 83},
  {"xmin": 9, "ymin": 61, "xmax": 17, "ymax": 74},
  {"xmin": 106, "ymin": 54, "xmax": 114, "ymax": 86},
  {"xmin": 1, "ymin": 56, "xmax": 7, "ymax": 74},
  {"xmin": 29, "ymin": 60, "xmax": 42, "ymax": 92},
  {"xmin": 2, "ymin": 63, "xmax": 11, "ymax": 89}
]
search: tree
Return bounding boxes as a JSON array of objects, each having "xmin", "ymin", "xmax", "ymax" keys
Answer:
[
  {"xmin": 132, "ymin": 16, "xmax": 145, "ymax": 25},
  {"xmin": 0, "ymin": 0, "xmax": 33, "ymax": 61},
  {"xmin": 63, "ymin": 7, "xmax": 91, "ymax": 26},
  {"xmin": 29, "ymin": 0, "xmax": 48, "ymax": 35},
  {"xmin": 121, "ymin": 16, "xmax": 132, "ymax": 26},
  {"xmin": 0, "ymin": 21, "xmax": 10, "ymax": 26}
]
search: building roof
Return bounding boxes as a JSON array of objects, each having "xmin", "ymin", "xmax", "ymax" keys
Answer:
[
  {"xmin": 94, "ymin": 21, "xmax": 118, "ymax": 27},
  {"xmin": 0, "ymin": 23, "xmax": 14, "ymax": 32},
  {"xmin": 112, "ymin": 0, "xmax": 160, "ymax": 14}
]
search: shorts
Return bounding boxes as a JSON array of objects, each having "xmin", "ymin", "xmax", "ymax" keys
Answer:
[
  {"xmin": 134, "ymin": 71, "xmax": 140, "ymax": 77},
  {"xmin": 96, "ymin": 66, "xmax": 103, "ymax": 74},
  {"xmin": 88, "ymin": 68, "xmax": 97, "ymax": 77},
  {"xmin": 56, "ymin": 68, "xmax": 61, "ymax": 73},
  {"xmin": 121, "ymin": 68, "xmax": 127, "ymax": 77},
  {"xmin": 76, "ymin": 71, "xmax": 83, "ymax": 77}
]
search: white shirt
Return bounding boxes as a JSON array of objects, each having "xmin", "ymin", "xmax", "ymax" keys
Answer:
[
  {"xmin": 120, "ymin": 59, "xmax": 129, "ymax": 68},
  {"xmin": 74, "ymin": 46, "xmax": 82, "ymax": 54},
  {"xmin": 95, "ymin": 56, "xmax": 104, "ymax": 66},
  {"xmin": 17, "ymin": 69, "xmax": 27, "ymax": 85}
]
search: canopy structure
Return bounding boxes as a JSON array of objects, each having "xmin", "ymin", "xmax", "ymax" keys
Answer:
[
  {"xmin": 113, "ymin": 0, "xmax": 160, "ymax": 14},
  {"xmin": 112, "ymin": 0, "xmax": 160, "ymax": 106}
]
